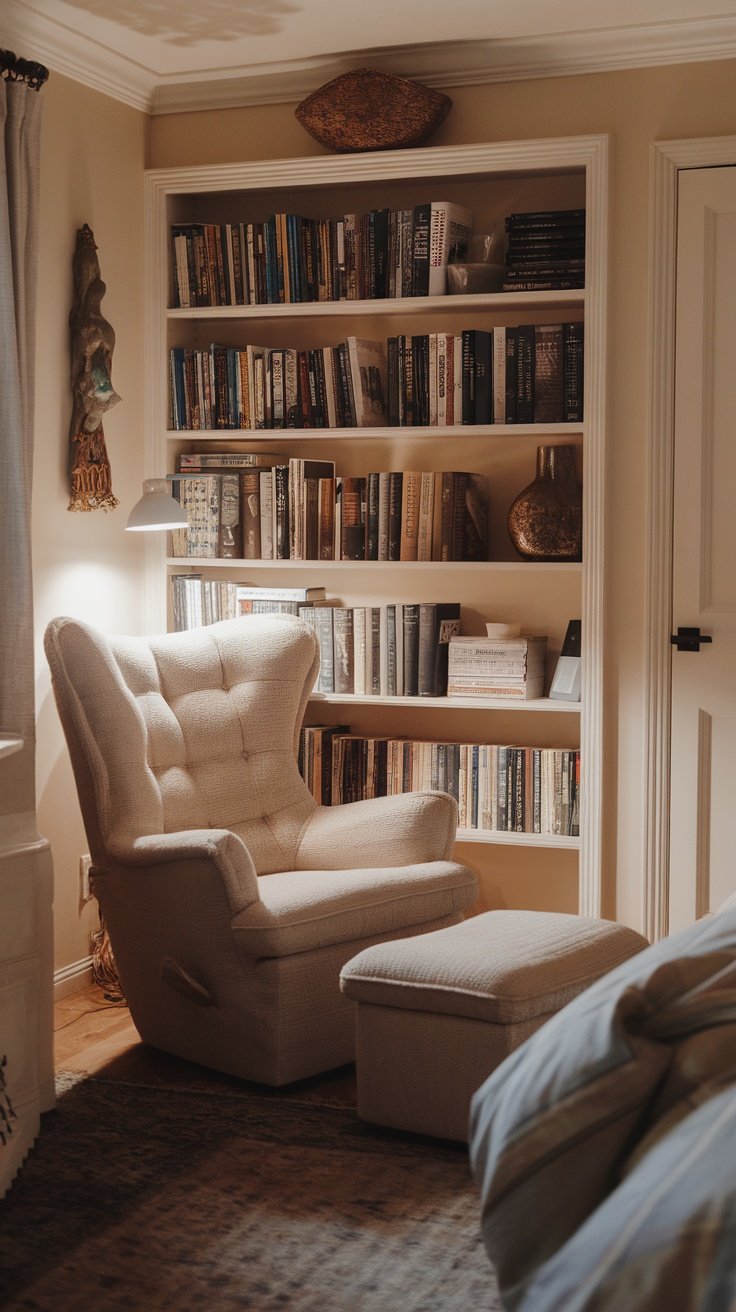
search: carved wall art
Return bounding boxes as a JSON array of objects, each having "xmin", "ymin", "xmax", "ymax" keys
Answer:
[{"xmin": 68, "ymin": 224, "xmax": 121, "ymax": 511}]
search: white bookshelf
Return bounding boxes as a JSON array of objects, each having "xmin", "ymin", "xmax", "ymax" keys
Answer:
[{"xmin": 144, "ymin": 135, "xmax": 608, "ymax": 915}]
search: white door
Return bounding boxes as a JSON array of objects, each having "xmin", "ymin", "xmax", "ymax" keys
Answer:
[{"xmin": 669, "ymin": 167, "xmax": 736, "ymax": 933}]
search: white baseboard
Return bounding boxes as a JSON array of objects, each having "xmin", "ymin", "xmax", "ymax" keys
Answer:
[{"xmin": 53, "ymin": 956, "xmax": 93, "ymax": 1000}]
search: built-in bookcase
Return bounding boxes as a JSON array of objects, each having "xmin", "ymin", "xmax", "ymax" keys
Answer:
[{"xmin": 143, "ymin": 135, "xmax": 608, "ymax": 917}]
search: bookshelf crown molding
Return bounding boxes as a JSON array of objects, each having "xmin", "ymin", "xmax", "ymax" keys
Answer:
[{"xmin": 5, "ymin": 3, "xmax": 736, "ymax": 115}]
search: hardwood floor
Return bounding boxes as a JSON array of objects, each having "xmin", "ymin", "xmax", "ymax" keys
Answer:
[{"xmin": 54, "ymin": 982, "xmax": 358, "ymax": 1105}]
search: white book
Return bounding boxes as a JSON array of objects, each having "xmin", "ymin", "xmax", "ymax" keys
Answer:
[
  {"xmin": 428, "ymin": 201, "xmax": 473, "ymax": 297},
  {"xmin": 353, "ymin": 607, "xmax": 367, "ymax": 696},
  {"xmin": 236, "ymin": 585, "xmax": 326, "ymax": 602},
  {"xmin": 378, "ymin": 605, "xmax": 389, "ymax": 697},
  {"xmin": 259, "ymin": 469, "xmax": 274, "ymax": 559},
  {"xmin": 345, "ymin": 337, "xmax": 388, "ymax": 427}
]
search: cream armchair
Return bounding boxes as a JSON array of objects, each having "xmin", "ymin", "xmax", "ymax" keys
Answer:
[{"xmin": 45, "ymin": 614, "xmax": 477, "ymax": 1085}]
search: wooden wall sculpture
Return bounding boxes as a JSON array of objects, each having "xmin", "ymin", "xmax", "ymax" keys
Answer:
[{"xmin": 68, "ymin": 224, "xmax": 121, "ymax": 511}]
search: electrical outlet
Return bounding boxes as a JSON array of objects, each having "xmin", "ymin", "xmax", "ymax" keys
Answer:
[{"xmin": 79, "ymin": 854, "xmax": 93, "ymax": 903}]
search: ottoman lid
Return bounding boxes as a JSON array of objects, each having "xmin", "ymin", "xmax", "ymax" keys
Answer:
[{"xmin": 340, "ymin": 911, "xmax": 648, "ymax": 1025}]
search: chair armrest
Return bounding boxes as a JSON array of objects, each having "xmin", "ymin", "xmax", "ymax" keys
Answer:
[
  {"xmin": 296, "ymin": 791, "xmax": 459, "ymax": 870},
  {"xmin": 106, "ymin": 828, "xmax": 260, "ymax": 916}
]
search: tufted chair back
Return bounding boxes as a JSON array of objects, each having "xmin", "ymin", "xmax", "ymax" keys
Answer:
[{"xmin": 44, "ymin": 614, "xmax": 320, "ymax": 876}]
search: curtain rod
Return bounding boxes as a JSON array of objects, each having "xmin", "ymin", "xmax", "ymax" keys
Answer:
[{"xmin": 0, "ymin": 49, "xmax": 49, "ymax": 90}]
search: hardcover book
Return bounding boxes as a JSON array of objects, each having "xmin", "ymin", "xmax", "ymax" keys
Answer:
[
  {"xmin": 533, "ymin": 324, "xmax": 564, "ymax": 424},
  {"xmin": 417, "ymin": 602, "xmax": 461, "ymax": 696},
  {"xmin": 400, "ymin": 470, "xmax": 422, "ymax": 561},
  {"xmin": 345, "ymin": 337, "xmax": 388, "ymax": 427},
  {"xmin": 333, "ymin": 608, "xmax": 355, "ymax": 694},
  {"xmin": 428, "ymin": 201, "xmax": 472, "ymax": 296}
]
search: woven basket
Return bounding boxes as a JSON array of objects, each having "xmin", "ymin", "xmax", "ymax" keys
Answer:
[{"xmin": 295, "ymin": 68, "xmax": 452, "ymax": 153}]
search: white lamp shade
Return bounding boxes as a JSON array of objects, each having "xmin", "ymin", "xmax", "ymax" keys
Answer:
[{"xmin": 126, "ymin": 478, "xmax": 187, "ymax": 532}]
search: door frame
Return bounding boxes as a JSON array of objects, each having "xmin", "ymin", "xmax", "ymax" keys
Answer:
[{"xmin": 643, "ymin": 136, "xmax": 736, "ymax": 941}]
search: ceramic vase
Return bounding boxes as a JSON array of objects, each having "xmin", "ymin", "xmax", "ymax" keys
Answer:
[{"xmin": 507, "ymin": 444, "xmax": 582, "ymax": 562}]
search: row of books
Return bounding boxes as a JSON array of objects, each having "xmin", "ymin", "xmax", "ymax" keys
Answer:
[
  {"xmin": 168, "ymin": 322, "xmax": 583, "ymax": 431},
  {"xmin": 302, "ymin": 601, "xmax": 461, "ymax": 698},
  {"xmin": 169, "ymin": 337, "xmax": 387, "ymax": 432},
  {"xmin": 299, "ymin": 725, "xmax": 580, "ymax": 836},
  {"xmin": 169, "ymin": 579, "xmax": 328, "ymax": 632},
  {"xmin": 503, "ymin": 208, "xmax": 585, "ymax": 292},
  {"xmin": 171, "ymin": 202, "xmax": 472, "ymax": 309},
  {"xmin": 169, "ymin": 461, "xmax": 489, "ymax": 563}
]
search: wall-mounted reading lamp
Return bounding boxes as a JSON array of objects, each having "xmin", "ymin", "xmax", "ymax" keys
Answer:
[{"xmin": 125, "ymin": 479, "xmax": 187, "ymax": 532}]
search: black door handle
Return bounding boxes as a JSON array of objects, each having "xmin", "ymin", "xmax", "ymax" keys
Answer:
[{"xmin": 670, "ymin": 627, "xmax": 714, "ymax": 652}]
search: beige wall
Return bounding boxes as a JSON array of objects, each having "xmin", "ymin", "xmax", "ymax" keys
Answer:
[
  {"xmin": 32, "ymin": 58, "xmax": 736, "ymax": 980},
  {"xmin": 150, "ymin": 59, "xmax": 736, "ymax": 932},
  {"xmin": 33, "ymin": 72, "xmax": 147, "ymax": 977}
]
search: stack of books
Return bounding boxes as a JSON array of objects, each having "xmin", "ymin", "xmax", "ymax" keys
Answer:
[
  {"xmin": 502, "ymin": 209, "xmax": 585, "ymax": 292},
  {"xmin": 446, "ymin": 635, "xmax": 547, "ymax": 700}
]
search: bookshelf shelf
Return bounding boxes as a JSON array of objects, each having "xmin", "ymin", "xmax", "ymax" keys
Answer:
[
  {"xmin": 167, "ymin": 556, "xmax": 582, "ymax": 572},
  {"xmin": 146, "ymin": 134, "xmax": 608, "ymax": 916},
  {"xmin": 166, "ymin": 288, "xmax": 586, "ymax": 321},
  {"xmin": 456, "ymin": 828, "xmax": 580, "ymax": 849},
  {"xmin": 310, "ymin": 691, "xmax": 580, "ymax": 713},
  {"xmin": 167, "ymin": 423, "xmax": 583, "ymax": 443}
]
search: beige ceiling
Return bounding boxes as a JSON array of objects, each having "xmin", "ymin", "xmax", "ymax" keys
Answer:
[{"xmin": 5, "ymin": 0, "xmax": 736, "ymax": 112}]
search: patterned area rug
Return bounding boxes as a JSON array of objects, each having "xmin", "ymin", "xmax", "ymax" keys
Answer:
[{"xmin": 1, "ymin": 1073, "xmax": 501, "ymax": 1311}]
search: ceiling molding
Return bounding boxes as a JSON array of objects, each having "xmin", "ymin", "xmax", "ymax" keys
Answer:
[
  {"xmin": 5, "ymin": 4, "xmax": 736, "ymax": 116},
  {"xmin": 3, "ymin": 0, "xmax": 154, "ymax": 112}
]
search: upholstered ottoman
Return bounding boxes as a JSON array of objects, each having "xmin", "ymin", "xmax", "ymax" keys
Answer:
[{"xmin": 339, "ymin": 910, "xmax": 648, "ymax": 1142}]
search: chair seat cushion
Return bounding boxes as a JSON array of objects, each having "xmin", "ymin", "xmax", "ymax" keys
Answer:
[
  {"xmin": 231, "ymin": 862, "xmax": 476, "ymax": 958},
  {"xmin": 340, "ymin": 910, "xmax": 648, "ymax": 1024}
]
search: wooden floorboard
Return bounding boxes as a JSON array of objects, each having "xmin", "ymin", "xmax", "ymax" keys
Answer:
[{"xmin": 54, "ymin": 983, "xmax": 357, "ymax": 1105}]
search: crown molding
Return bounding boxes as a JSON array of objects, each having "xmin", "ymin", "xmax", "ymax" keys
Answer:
[
  {"xmin": 3, "ymin": 0, "xmax": 154, "ymax": 111},
  {"xmin": 5, "ymin": 4, "xmax": 736, "ymax": 116}
]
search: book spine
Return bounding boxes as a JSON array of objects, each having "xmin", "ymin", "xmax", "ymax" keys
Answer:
[
  {"xmin": 333, "ymin": 608, "xmax": 355, "ymax": 694},
  {"xmin": 563, "ymin": 321, "xmax": 584, "ymax": 422},
  {"xmin": 516, "ymin": 325, "xmax": 535, "ymax": 423},
  {"xmin": 411, "ymin": 202, "xmax": 431, "ymax": 296},
  {"xmin": 417, "ymin": 471, "xmax": 435, "ymax": 562},
  {"xmin": 377, "ymin": 471, "xmax": 391, "ymax": 561},
  {"xmin": 340, "ymin": 476, "xmax": 366, "ymax": 561},
  {"xmin": 402, "ymin": 603, "xmax": 420, "ymax": 696},
  {"xmin": 318, "ymin": 476, "xmax": 335, "ymax": 561},
  {"xmin": 273, "ymin": 464, "xmax": 289, "ymax": 559},
  {"xmin": 534, "ymin": 323, "xmax": 564, "ymax": 423},
  {"xmin": 353, "ymin": 607, "xmax": 367, "ymax": 696},
  {"xmin": 219, "ymin": 472, "xmax": 241, "ymax": 558},
  {"xmin": 492, "ymin": 327, "xmax": 506, "ymax": 423},
  {"xmin": 399, "ymin": 470, "xmax": 422, "ymax": 561},
  {"xmin": 387, "ymin": 471, "xmax": 403, "ymax": 561},
  {"xmin": 366, "ymin": 471, "xmax": 380, "ymax": 561},
  {"xmin": 474, "ymin": 330, "xmax": 493, "ymax": 425},
  {"xmin": 505, "ymin": 328, "xmax": 518, "ymax": 423},
  {"xmin": 461, "ymin": 330, "xmax": 475, "ymax": 424},
  {"xmin": 369, "ymin": 608, "xmax": 381, "ymax": 695},
  {"xmin": 259, "ymin": 469, "xmax": 274, "ymax": 559},
  {"xmin": 312, "ymin": 609, "xmax": 335, "ymax": 693}
]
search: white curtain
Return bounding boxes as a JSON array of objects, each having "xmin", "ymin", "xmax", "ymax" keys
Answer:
[{"xmin": 0, "ymin": 54, "xmax": 47, "ymax": 817}]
